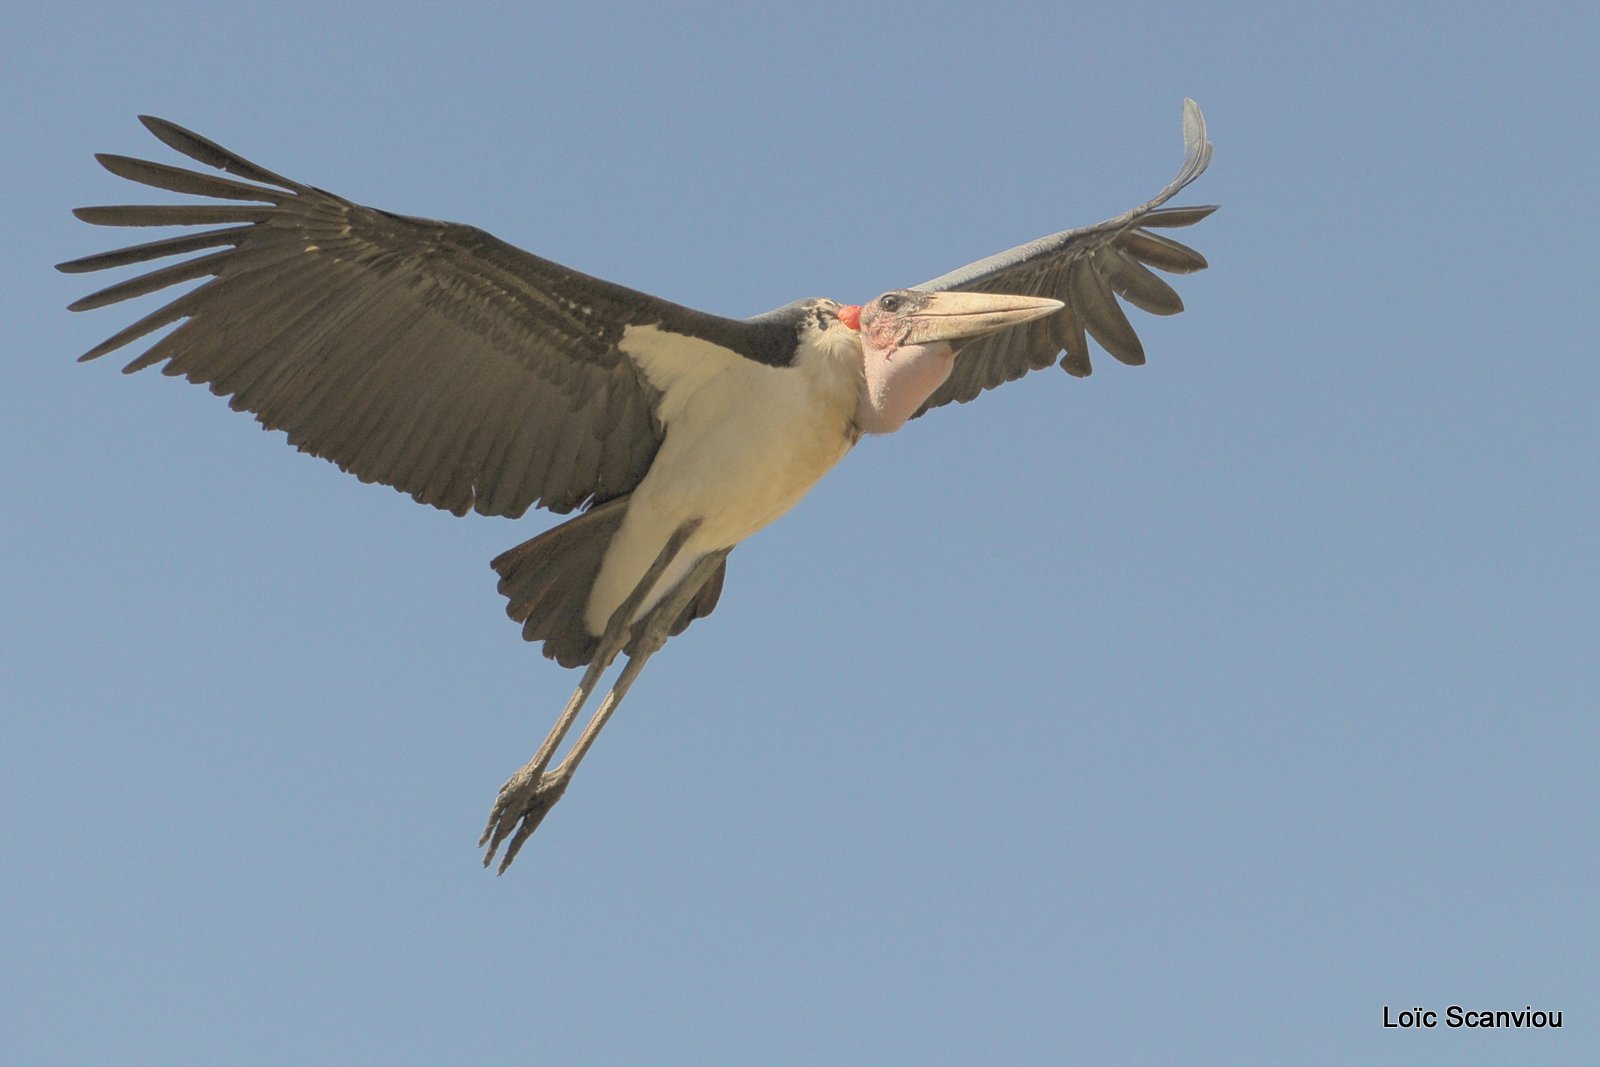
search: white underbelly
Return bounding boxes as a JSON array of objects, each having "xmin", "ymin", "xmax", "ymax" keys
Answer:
[{"xmin": 584, "ymin": 323, "xmax": 859, "ymax": 633}]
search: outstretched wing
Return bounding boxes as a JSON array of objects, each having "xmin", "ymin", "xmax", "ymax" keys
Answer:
[
  {"xmin": 912, "ymin": 99, "xmax": 1217, "ymax": 416},
  {"xmin": 60, "ymin": 118, "xmax": 755, "ymax": 517}
]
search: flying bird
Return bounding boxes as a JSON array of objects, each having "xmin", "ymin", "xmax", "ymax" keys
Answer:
[{"xmin": 61, "ymin": 100, "xmax": 1216, "ymax": 871}]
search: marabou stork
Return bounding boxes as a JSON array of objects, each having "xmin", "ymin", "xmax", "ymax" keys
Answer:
[{"xmin": 61, "ymin": 100, "xmax": 1216, "ymax": 872}]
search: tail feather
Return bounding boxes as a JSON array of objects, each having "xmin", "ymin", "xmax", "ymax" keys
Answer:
[
  {"xmin": 491, "ymin": 497, "xmax": 728, "ymax": 668},
  {"xmin": 661, "ymin": 551, "xmax": 726, "ymax": 648}
]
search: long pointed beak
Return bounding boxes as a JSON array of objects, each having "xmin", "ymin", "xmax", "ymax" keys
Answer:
[{"xmin": 902, "ymin": 291, "xmax": 1064, "ymax": 345}]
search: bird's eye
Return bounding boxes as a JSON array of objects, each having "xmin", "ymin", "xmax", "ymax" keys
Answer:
[{"xmin": 879, "ymin": 294, "xmax": 902, "ymax": 312}]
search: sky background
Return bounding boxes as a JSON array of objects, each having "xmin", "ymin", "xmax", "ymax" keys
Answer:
[{"xmin": 4, "ymin": 2, "xmax": 1595, "ymax": 1064}]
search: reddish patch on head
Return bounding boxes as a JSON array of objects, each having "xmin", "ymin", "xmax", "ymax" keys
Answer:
[{"xmin": 837, "ymin": 304, "xmax": 862, "ymax": 331}]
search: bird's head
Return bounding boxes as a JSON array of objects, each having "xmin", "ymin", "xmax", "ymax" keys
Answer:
[{"xmin": 840, "ymin": 289, "xmax": 1063, "ymax": 434}]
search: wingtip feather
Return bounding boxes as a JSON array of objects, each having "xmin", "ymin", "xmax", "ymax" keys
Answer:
[
  {"xmin": 1180, "ymin": 98, "xmax": 1214, "ymax": 176},
  {"xmin": 1182, "ymin": 99, "xmax": 1205, "ymax": 150},
  {"xmin": 133, "ymin": 116, "xmax": 301, "ymax": 189}
]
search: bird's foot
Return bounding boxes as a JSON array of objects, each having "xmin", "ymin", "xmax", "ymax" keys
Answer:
[{"xmin": 478, "ymin": 764, "xmax": 569, "ymax": 873}]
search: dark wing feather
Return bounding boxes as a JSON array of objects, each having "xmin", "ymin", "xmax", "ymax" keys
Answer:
[
  {"xmin": 60, "ymin": 117, "xmax": 759, "ymax": 517},
  {"xmin": 911, "ymin": 99, "xmax": 1217, "ymax": 416}
]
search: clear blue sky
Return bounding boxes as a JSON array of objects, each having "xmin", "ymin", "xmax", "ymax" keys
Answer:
[{"xmin": 5, "ymin": 2, "xmax": 1595, "ymax": 1064}]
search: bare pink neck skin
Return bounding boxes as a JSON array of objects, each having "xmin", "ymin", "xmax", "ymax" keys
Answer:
[{"xmin": 854, "ymin": 340, "xmax": 956, "ymax": 435}]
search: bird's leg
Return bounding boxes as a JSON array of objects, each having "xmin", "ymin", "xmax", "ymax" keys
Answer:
[
  {"xmin": 545, "ymin": 546, "xmax": 733, "ymax": 783},
  {"xmin": 490, "ymin": 546, "xmax": 732, "ymax": 872},
  {"xmin": 482, "ymin": 524, "xmax": 686, "ymax": 822},
  {"xmin": 479, "ymin": 521, "xmax": 716, "ymax": 871},
  {"xmin": 478, "ymin": 520, "xmax": 699, "ymax": 865},
  {"xmin": 481, "ymin": 545, "xmax": 732, "ymax": 873}
]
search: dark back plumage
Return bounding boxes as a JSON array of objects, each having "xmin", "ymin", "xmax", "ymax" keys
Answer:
[
  {"xmin": 60, "ymin": 104, "xmax": 1216, "ymax": 512},
  {"xmin": 59, "ymin": 118, "xmax": 784, "ymax": 518}
]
